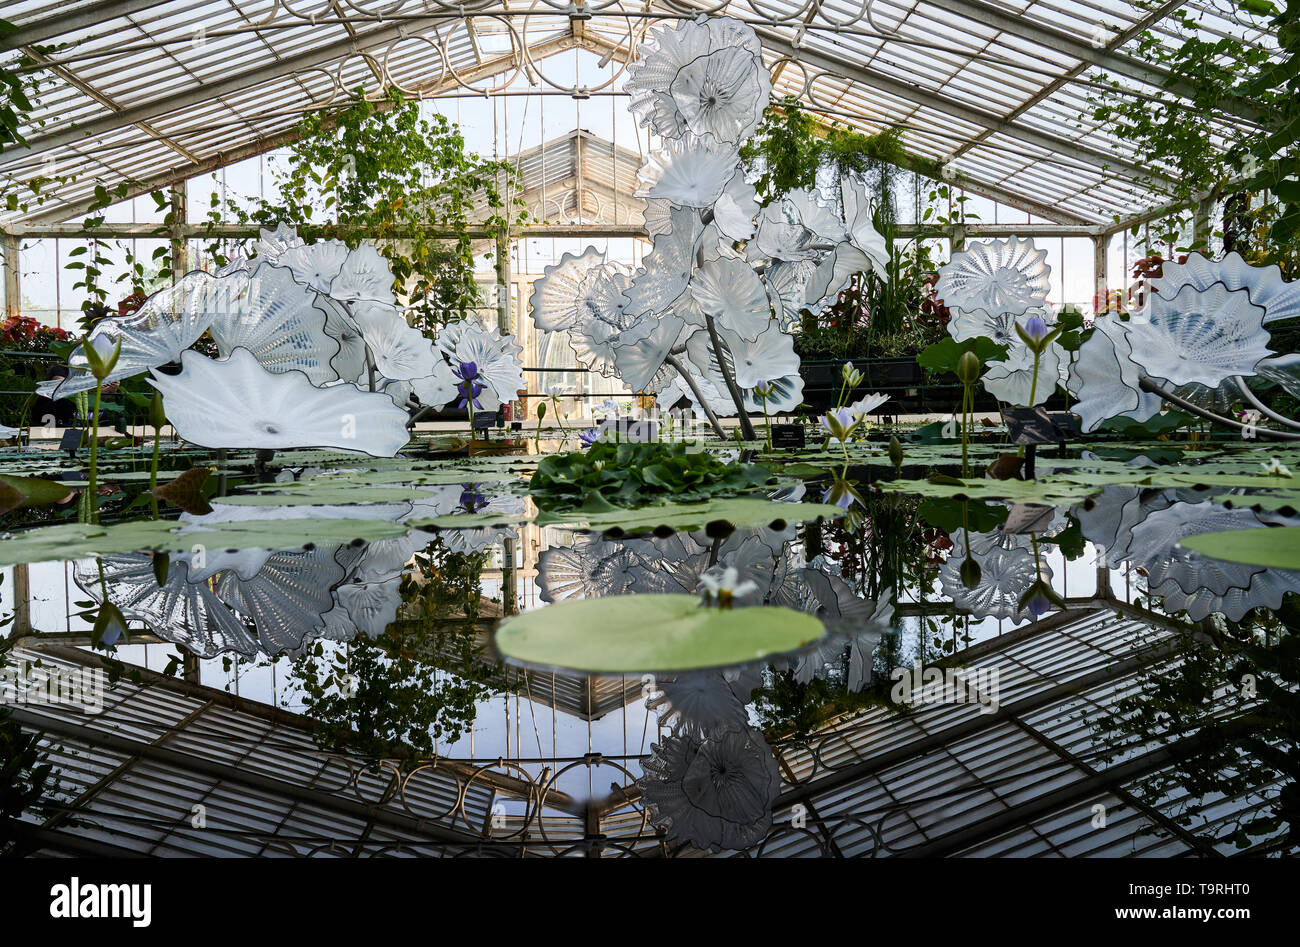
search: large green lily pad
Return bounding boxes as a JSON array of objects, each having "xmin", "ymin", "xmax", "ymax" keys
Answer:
[
  {"xmin": 876, "ymin": 476, "xmax": 1099, "ymax": 505},
  {"xmin": 0, "ymin": 517, "xmax": 410, "ymax": 567},
  {"xmin": 1181, "ymin": 526, "xmax": 1300, "ymax": 571},
  {"xmin": 535, "ymin": 498, "xmax": 844, "ymax": 533},
  {"xmin": 494, "ymin": 594, "xmax": 825, "ymax": 673},
  {"xmin": 213, "ymin": 485, "xmax": 437, "ymax": 506}
]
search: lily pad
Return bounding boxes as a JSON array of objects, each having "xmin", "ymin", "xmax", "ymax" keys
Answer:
[
  {"xmin": 411, "ymin": 511, "xmax": 534, "ymax": 530},
  {"xmin": 213, "ymin": 485, "xmax": 438, "ymax": 506},
  {"xmin": 0, "ymin": 517, "xmax": 410, "ymax": 567},
  {"xmin": 877, "ymin": 476, "xmax": 1099, "ymax": 505},
  {"xmin": 535, "ymin": 498, "xmax": 843, "ymax": 533},
  {"xmin": 1180, "ymin": 526, "xmax": 1300, "ymax": 571},
  {"xmin": 494, "ymin": 594, "xmax": 826, "ymax": 673},
  {"xmin": 0, "ymin": 473, "xmax": 77, "ymax": 514}
]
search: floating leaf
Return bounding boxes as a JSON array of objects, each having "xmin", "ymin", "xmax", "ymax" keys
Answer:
[
  {"xmin": 535, "ymin": 498, "xmax": 843, "ymax": 534},
  {"xmin": 0, "ymin": 473, "xmax": 76, "ymax": 514},
  {"xmin": 152, "ymin": 466, "xmax": 213, "ymax": 515},
  {"xmin": 1181, "ymin": 527, "xmax": 1300, "ymax": 571},
  {"xmin": 494, "ymin": 594, "xmax": 825, "ymax": 673},
  {"xmin": 0, "ymin": 518, "xmax": 410, "ymax": 567}
]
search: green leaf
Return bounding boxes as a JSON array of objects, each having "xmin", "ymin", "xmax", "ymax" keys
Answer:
[
  {"xmin": 917, "ymin": 336, "xmax": 1009, "ymax": 375},
  {"xmin": 1181, "ymin": 526, "xmax": 1300, "ymax": 570},
  {"xmin": 494, "ymin": 594, "xmax": 826, "ymax": 673},
  {"xmin": 534, "ymin": 498, "xmax": 844, "ymax": 534}
]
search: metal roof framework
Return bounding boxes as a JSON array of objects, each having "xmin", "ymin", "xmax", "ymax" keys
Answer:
[
  {"xmin": 0, "ymin": 0, "xmax": 1278, "ymax": 235},
  {"xmin": 7, "ymin": 591, "xmax": 1284, "ymax": 857}
]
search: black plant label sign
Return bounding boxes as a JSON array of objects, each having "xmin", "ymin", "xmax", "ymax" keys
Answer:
[
  {"xmin": 1004, "ymin": 406, "xmax": 1071, "ymax": 445},
  {"xmin": 771, "ymin": 424, "xmax": 806, "ymax": 450}
]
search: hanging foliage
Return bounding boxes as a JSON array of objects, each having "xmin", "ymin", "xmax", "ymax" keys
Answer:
[{"xmin": 205, "ymin": 87, "xmax": 529, "ymax": 332}]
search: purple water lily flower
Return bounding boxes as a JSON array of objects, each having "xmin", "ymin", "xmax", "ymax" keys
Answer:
[
  {"xmin": 452, "ymin": 361, "xmax": 484, "ymax": 410},
  {"xmin": 578, "ymin": 427, "xmax": 603, "ymax": 447},
  {"xmin": 1025, "ymin": 588, "xmax": 1053, "ymax": 617},
  {"xmin": 1022, "ymin": 315, "xmax": 1050, "ymax": 343},
  {"xmin": 460, "ymin": 483, "xmax": 486, "ymax": 511}
]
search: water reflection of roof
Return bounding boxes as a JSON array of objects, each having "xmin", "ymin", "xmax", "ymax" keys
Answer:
[{"xmin": 10, "ymin": 599, "xmax": 1281, "ymax": 856}]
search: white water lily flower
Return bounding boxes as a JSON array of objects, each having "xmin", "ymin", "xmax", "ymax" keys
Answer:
[
  {"xmin": 690, "ymin": 256, "xmax": 772, "ymax": 342},
  {"xmin": 846, "ymin": 391, "xmax": 890, "ymax": 420},
  {"xmin": 147, "ymin": 347, "xmax": 411, "ymax": 456},
  {"xmin": 698, "ymin": 565, "xmax": 760, "ymax": 600},
  {"xmin": 1261, "ymin": 457, "xmax": 1293, "ymax": 477},
  {"xmin": 1125, "ymin": 282, "xmax": 1272, "ymax": 389},
  {"xmin": 934, "ymin": 236, "xmax": 1051, "ymax": 315},
  {"xmin": 352, "ymin": 301, "xmax": 438, "ymax": 381},
  {"xmin": 635, "ymin": 135, "xmax": 740, "ymax": 207}
]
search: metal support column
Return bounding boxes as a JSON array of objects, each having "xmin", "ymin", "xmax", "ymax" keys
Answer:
[
  {"xmin": 2, "ymin": 229, "xmax": 19, "ymax": 318},
  {"xmin": 169, "ymin": 183, "xmax": 188, "ymax": 283},
  {"xmin": 1092, "ymin": 232, "xmax": 1109, "ymax": 316}
]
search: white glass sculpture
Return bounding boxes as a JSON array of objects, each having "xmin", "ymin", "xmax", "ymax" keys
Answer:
[
  {"xmin": 1124, "ymin": 283, "xmax": 1272, "ymax": 388},
  {"xmin": 206, "ymin": 264, "xmax": 339, "ymax": 385},
  {"xmin": 1067, "ymin": 316, "xmax": 1163, "ymax": 432},
  {"xmin": 58, "ymin": 271, "xmax": 221, "ymax": 397},
  {"xmin": 435, "ymin": 320, "xmax": 525, "ymax": 404},
  {"xmin": 148, "ymin": 348, "xmax": 411, "ymax": 455},
  {"xmin": 352, "ymin": 301, "xmax": 439, "ymax": 381},
  {"xmin": 637, "ymin": 725, "xmax": 780, "ymax": 852},
  {"xmin": 933, "ymin": 237, "xmax": 1051, "ymax": 315}
]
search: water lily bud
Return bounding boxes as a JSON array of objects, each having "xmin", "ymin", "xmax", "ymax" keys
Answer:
[
  {"xmin": 888, "ymin": 436, "xmax": 903, "ymax": 471},
  {"xmin": 537, "ymin": 400, "xmax": 547, "ymax": 420},
  {"xmin": 82, "ymin": 334, "xmax": 122, "ymax": 381},
  {"xmin": 956, "ymin": 350, "xmax": 981, "ymax": 385},
  {"xmin": 960, "ymin": 556, "xmax": 982, "ymax": 589},
  {"xmin": 149, "ymin": 390, "xmax": 166, "ymax": 430}
]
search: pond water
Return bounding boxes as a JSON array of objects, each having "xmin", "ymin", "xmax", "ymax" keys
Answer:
[{"xmin": 2, "ymin": 434, "xmax": 1297, "ymax": 857}]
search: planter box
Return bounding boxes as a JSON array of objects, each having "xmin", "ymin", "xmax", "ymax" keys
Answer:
[{"xmin": 799, "ymin": 357, "xmax": 923, "ymax": 410}]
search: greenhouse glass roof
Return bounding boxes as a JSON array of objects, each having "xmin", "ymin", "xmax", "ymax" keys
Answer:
[{"xmin": 0, "ymin": 0, "xmax": 1277, "ymax": 229}]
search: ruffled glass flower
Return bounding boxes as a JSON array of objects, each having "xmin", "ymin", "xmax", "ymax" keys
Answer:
[
  {"xmin": 435, "ymin": 320, "xmax": 525, "ymax": 404},
  {"xmin": 635, "ymin": 135, "xmax": 740, "ymax": 207},
  {"xmin": 933, "ymin": 237, "xmax": 1051, "ymax": 315},
  {"xmin": 636, "ymin": 725, "xmax": 780, "ymax": 852},
  {"xmin": 147, "ymin": 347, "xmax": 411, "ymax": 456},
  {"xmin": 1124, "ymin": 282, "xmax": 1272, "ymax": 388}
]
